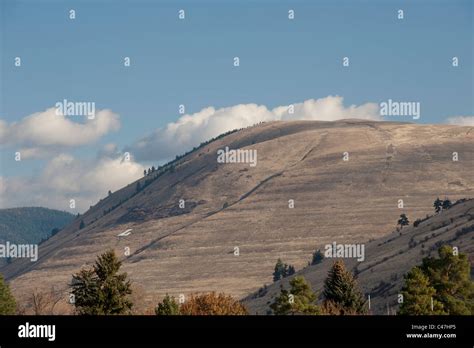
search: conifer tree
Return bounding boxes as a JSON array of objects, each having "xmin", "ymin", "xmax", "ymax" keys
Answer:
[
  {"xmin": 397, "ymin": 214, "xmax": 409, "ymax": 228},
  {"xmin": 288, "ymin": 276, "xmax": 320, "ymax": 314},
  {"xmin": 270, "ymin": 286, "xmax": 292, "ymax": 315},
  {"xmin": 271, "ymin": 276, "xmax": 320, "ymax": 315},
  {"xmin": 0, "ymin": 273, "xmax": 16, "ymax": 314},
  {"xmin": 155, "ymin": 294, "xmax": 180, "ymax": 315},
  {"xmin": 273, "ymin": 258, "xmax": 286, "ymax": 282},
  {"xmin": 311, "ymin": 249, "xmax": 324, "ymax": 265},
  {"xmin": 442, "ymin": 198, "xmax": 452, "ymax": 211},
  {"xmin": 398, "ymin": 267, "xmax": 444, "ymax": 315},
  {"xmin": 71, "ymin": 250, "xmax": 133, "ymax": 315},
  {"xmin": 420, "ymin": 245, "xmax": 473, "ymax": 315},
  {"xmin": 323, "ymin": 260, "xmax": 367, "ymax": 314}
]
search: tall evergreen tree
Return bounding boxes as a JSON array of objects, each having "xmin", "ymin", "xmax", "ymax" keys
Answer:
[
  {"xmin": 155, "ymin": 294, "xmax": 180, "ymax": 315},
  {"xmin": 398, "ymin": 267, "xmax": 445, "ymax": 315},
  {"xmin": 271, "ymin": 276, "xmax": 320, "ymax": 315},
  {"xmin": 79, "ymin": 220, "xmax": 85, "ymax": 229},
  {"xmin": 288, "ymin": 276, "xmax": 320, "ymax": 314},
  {"xmin": 420, "ymin": 245, "xmax": 473, "ymax": 315},
  {"xmin": 270, "ymin": 286, "xmax": 292, "ymax": 315},
  {"xmin": 0, "ymin": 273, "xmax": 16, "ymax": 314},
  {"xmin": 71, "ymin": 250, "xmax": 133, "ymax": 315},
  {"xmin": 323, "ymin": 260, "xmax": 367, "ymax": 314}
]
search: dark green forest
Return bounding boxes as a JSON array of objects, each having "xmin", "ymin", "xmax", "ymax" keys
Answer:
[{"xmin": 0, "ymin": 207, "xmax": 74, "ymax": 245}]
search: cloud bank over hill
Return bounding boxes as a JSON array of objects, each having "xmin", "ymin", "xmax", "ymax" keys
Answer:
[
  {"xmin": 0, "ymin": 151, "xmax": 144, "ymax": 212},
  {"xmin": 0, "ymin": 108, "xmax": 121, "ymax": 159},
  {"xmin": 0, "ymin": 108, "xmax": 120, "ymax": 147},
  {"xmin": 0, "ymin": 107, "xmax": 140, "ymax": 212},
  {"xmin": 127, "ymin": 96, "xmax": 380, "ymax": 161}
]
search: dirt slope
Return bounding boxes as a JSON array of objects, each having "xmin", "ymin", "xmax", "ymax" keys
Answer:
[
  {"xmin": 243, "ymin": 198, "xmax": 474, "ymax": 314},
  {"xmin": 3, "ymin": 120, "xmax": 473, "ymax": 309}
]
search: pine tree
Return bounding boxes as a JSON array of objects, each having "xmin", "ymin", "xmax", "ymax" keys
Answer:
[
  {"xmin": 270, "ymin": 286, "xmax": 292, "ymax": 314},
  {"xmin": 420, "ymin": 245, "xmax": 473, "ymax": 314},
  {"xmin": 79, "ymin": 220, "xmax": 85, "ymax": 230},
  {"xmin": 397, "ymin": 214, "xmax": 409, "ymax": 228},
  {"xmin": 273, "ymin": 258, "xmax": 286, "ymax": 282},
  {"xmin": 398, "ymin": 267, "xmax": 445, "ymax": 315},
  {"xmin": 71, "ymin": 250, "xmax": 133, "ymax": 315},
  {"xmin": 287, "ymin": 265, "xmax": 296, "ymax": 276},
  {"xmin": 433, "ymin": 197, "xmax": 442, "ymax": 213},
  {"xmin": 323, "ymin": 260, "xmax": 367, "ymax": 314},
  {"xmin": 0, "ymin": 273, "xmax": 16, "ymax": 314},
  {"xmin": 288, "ymin": 276, "xmax": 320, "ymax": 314},
  {"xmin": 271, "ymin": 276, "xmax": 320, "ymax": 315},
  {"xmin": 311, "ymin": 249, "xmax": 324, "ymax": 265},
  {"xmin": 71, "ymin": 269, "xmax": 97, "ymax": 313},
  {"xmin": 442, "ymin": 198, "xmax": 452, "ymax": 211},
  {"xmin": 155, "ymin": 294, "xmax": 180, "ymax": 315}
]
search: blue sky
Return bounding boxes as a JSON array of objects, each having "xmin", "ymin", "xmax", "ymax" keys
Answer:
[{"xmin": 0, "ymin": 0, "xmax": 472, "ymax": 210}]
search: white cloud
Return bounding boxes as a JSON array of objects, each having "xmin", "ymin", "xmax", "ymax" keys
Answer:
[
  {"xmin": 0, "ymin": 153, "xmax": 144, "ymax": 212},
  {"xmin": 274, "ymin": 96, "xmax": 380, "ymax": 121},
  {"xmin": 445, "ymin": 116, "xmax": 474, "ymax": 126},
  {"xmin": 0, "ymin": 107, "xmax": 120, "ymax": 148},
  {"xmin": 129, "ymin": 96, "xmax": 380, "ymax": 161},
  {"xmin": 96, "ymin": 143, "xmax": 121, "ymax": 159}
]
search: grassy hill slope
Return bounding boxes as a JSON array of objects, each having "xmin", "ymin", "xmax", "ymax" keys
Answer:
[
  {"xmin": 243, "ymin": 198, "xmax": 474, "ymax": 314},
  {"xmin": 2, "ymin": 120, "xmax": 473, "ymax": 308}
]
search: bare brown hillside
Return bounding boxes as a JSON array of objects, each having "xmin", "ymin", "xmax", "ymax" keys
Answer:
[
  {"xmin": 243, "ymin": 198, "xmax": 474, "ymax": 314},
  {"xmin": 2, "ymin": 119, "xmax": 473, "ymax": 310}
]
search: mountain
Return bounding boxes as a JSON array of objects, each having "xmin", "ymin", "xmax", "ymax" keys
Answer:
[
  {"xmin": 243, "ymin": 198, "xmax": 474, "ymax": 314},
  {"xmin": 0, "ymin": 207, "xmax": 74, "ymax": 245},
  {"xmin": 0, "ymin": 207, "xmax": 74, "ymax": 269},
  {"xmin": 2, "ymin": 120, "xmax": 473, "ymax": 309}
]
